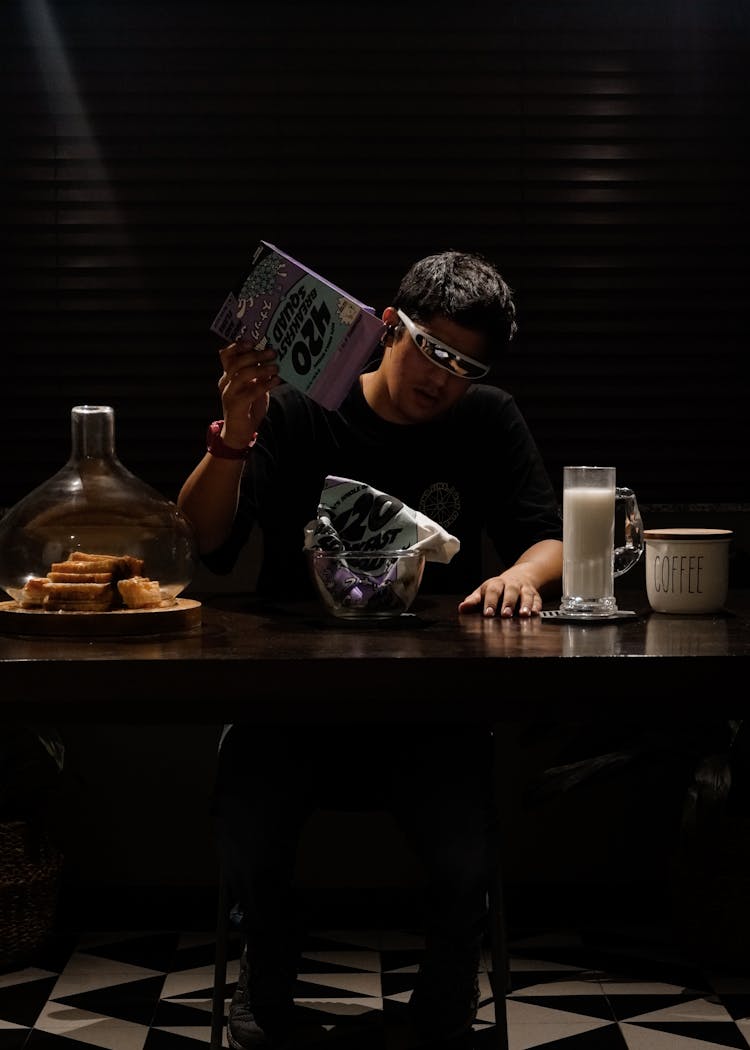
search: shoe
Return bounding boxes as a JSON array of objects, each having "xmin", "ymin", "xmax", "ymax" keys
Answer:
[
  {"xmin": 227, "ymin": 982, "xmax": 294, "ymax": 1048},
  {"xmin": 227, "ymin": 983, "xmax": 294, "ymax": 1048},
  {"xmin": 227, "ymin": 948, "xmax": 295, "ymax": 1049}
]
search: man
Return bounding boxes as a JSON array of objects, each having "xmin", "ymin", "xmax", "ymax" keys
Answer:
[{"xmin": 178, "ymin": 250, "xmax": 563, "ymax": 1047}]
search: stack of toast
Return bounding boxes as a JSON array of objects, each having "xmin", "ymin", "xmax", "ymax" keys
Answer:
[{"xmin": 20, "ymin": 551, "xmax": 163, "ymax": 611}]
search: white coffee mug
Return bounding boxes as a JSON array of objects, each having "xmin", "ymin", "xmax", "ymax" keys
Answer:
[{"xmin": 644, "ymin": 528, "xmax": 732, "ymax": 614}]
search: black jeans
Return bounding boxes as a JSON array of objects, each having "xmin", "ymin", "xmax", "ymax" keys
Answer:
[{"xmin": 212, "ymin": 723, "xmax": 497, "ymax": 992}]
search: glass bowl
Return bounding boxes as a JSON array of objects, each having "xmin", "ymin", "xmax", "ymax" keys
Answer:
[{"xmin": 306, "ymin": 548, "xmax": 426, "ymax": 620}]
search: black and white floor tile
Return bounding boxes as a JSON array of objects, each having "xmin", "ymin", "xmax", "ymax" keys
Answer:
[{"xmin": 2, "ymin": 927, "xmax": 749, "ymax": 1049}]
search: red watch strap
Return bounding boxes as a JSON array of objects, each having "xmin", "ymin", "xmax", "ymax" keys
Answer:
[{"xmin": 206, "ymin": 420, "xmax": 257, "ymax": 460}]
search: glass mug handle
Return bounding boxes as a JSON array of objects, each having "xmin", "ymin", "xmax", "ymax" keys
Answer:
[{"xmin": 614, "ymin": 486, "xmax": 644, "ymax": 577}]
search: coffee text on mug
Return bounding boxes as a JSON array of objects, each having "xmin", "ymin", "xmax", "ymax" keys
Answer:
[{"xmin": 652, "ymin": 554, "xmax": 704, "ymax": 594}]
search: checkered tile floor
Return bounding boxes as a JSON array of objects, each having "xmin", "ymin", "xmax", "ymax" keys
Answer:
[{"xmin": 2, "ymin": 926, "xmax": 749, "ymax": 1049}]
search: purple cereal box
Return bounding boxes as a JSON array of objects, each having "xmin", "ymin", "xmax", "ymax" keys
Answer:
[{"xmin": 210, "ymin": 241, "xmax": 386, "ymax": 410}]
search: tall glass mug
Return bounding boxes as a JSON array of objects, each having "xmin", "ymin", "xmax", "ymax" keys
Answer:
[{"xmin": 561, "ymin": 466, "xmax": 644, "ymax": 617}]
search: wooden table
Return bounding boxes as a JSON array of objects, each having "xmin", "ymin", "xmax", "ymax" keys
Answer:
[
  {"xmin": 2, "ymin": 590, "xmax": 748, "ymax": 1050},
  {"xmin": 1, "ymin": 591, "xmax": 748, "ymax": 722}
]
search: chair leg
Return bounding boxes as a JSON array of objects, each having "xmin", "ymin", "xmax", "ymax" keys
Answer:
[
  {"xmin": 488, "ymin": 870, "xmax": 510, "ymax": 1050},
  {"xmin": 211, "ymin": 874, "xmax": 230, "ymax": 1050}
]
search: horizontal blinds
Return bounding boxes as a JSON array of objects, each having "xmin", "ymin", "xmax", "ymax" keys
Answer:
[{"xmin": 1, "ymin": 0, "xmax": 748, "ymax": 510}]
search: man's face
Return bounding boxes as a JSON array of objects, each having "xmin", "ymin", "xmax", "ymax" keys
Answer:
[{"xmin": 379, "ymin": 307, "xmax": 491, "ymax": 424}]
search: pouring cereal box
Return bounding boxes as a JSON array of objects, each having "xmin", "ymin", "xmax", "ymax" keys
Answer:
[{"xmin": 211, "ymin": 241, "xmax": 386, "ymax": 410}]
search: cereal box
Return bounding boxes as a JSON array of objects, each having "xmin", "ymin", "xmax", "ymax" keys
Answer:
[{"xmin": 210, "ymin": 241, "xmax": 386, "ymax": 410}]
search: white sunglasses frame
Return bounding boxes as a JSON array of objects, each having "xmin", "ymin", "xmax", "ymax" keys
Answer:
[{"xmin": 395, "ymin": 309, "xmax": 490, "ymax": 380}]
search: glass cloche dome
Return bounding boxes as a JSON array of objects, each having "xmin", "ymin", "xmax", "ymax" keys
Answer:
[{"xmin": 0, "ymin": 405, "xmax": 197, "ymax": 603}]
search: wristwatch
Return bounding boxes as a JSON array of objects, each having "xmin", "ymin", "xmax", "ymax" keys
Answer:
[{"xmin": 206, "ymin": 420, "xmax": 257, "ymax": 460}]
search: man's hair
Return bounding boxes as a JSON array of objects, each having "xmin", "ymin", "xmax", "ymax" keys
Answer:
[{"xmin": 392, "ymin": 250, "xmax": 517, "ymax": 355}]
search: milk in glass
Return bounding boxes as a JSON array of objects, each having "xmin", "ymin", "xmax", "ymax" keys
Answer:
[
  {"xmin": 562, "ymin": 484, "xmax": 615, "ymax": 600},
  {"xmin": 560, "ymin": 465, "xmax": 644, "ymax": 617}
]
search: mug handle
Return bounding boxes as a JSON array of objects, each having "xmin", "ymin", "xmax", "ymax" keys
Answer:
[{"xmin": 614, "ymin": 486, "xmax": 644, "ymax": 577}]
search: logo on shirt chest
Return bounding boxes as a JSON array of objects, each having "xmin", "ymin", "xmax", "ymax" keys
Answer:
[{"xmin": 419, "ymin": 482, "xmax": 461, "ymax": 529}]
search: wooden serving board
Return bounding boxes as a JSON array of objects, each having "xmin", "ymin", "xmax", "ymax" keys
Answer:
[{"xmin": 0, "ymin": 598, "xmax": 202, "ymax": 637}]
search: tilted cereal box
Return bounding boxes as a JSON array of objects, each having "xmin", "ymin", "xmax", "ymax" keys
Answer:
[{"xmin": 210, "ymin": 241, "xmax": 386, "ymax": 410}]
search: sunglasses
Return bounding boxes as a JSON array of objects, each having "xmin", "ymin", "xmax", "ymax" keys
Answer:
[{"xmin": 396, "ymin": 309, "xmax": 490, "ymax": 380}]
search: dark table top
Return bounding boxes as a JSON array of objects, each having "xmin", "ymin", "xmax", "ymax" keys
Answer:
[{"xmin": 1, "ymin": 591, "xmax": 748, "ymax": 722}]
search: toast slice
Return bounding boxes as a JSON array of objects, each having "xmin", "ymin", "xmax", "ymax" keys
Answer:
[
  {"xmin": 19, "ymin": 576, "xmax": 51, "ymax": 606},
  {"xmin": 47, "ymin": 571, "xmax": 113, "ymax": 583},
  {"xmin": 43, "ymin": 581, "xmax": 113, "ymax": 601},
  {"xmin": 68, "ymin": 552, "xmax": 145, "ymax": 576},
  {"xmin": 117, "ymin": 577, "xmax": 162, "ymax": 609}
]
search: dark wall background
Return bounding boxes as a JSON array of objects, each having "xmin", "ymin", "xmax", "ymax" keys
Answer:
[
  {"xmin": 2, "ymin": 0, "xmax": 749, "ymax": 515},
  {"xmin": 3, "ymin": 0, "xmax": 749, "ymax": 926}
]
